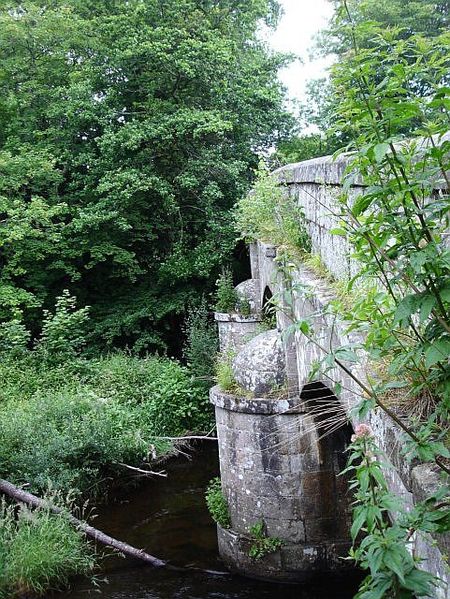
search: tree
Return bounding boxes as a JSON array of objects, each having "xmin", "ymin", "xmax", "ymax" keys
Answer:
[
  {"xmin": 281, "ymin": 0, "xmax": 450, "ymax": 161},
  {"xmin": 0, "ymin": 0, "xmax": 293, "ymax": 352},
  {"xmin": 320, "ymin": 0, "xmax": 449, "ymax": 55}
]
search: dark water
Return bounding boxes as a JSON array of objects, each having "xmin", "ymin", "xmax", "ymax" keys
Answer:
[{"xmin": 55, "ymin": 444, "xmax": 360, "ymax": 599}]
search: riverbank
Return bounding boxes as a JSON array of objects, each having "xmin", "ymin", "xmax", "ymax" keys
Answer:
[{"xmin": 0, "ymin": 350, "xmax": 213, "ymax": 597}]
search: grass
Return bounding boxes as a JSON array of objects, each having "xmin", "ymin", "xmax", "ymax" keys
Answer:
[
  {"xmin": 0, "ymin": 502, "xmax": 95, "ymax": 598},
  {"xmin": 215, "ymin": 351, "xmax": 237, "ymax": 392}
]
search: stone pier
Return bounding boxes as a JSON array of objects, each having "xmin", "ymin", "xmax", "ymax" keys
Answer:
[{"xmin": 211, "ymin": 385, "xmax": 353, "ymax": 581}]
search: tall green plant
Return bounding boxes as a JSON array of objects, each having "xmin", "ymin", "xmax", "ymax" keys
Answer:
[
  {"xmin": 183, "ymin": 298, "xmax": 218, "ymax": 386},
  {"xmin": 234, "ymin": 163, "xmax": 311, "ymax": 254},
  {"xmin": 329, "ymin": 7, "xmax": 450, "ymax": 457},
  {"xmin": 344, "ymin": 425, "xmax": 445, "ymax": 598},
  {"xmin": 215, "ymin": 270, "xmax": 238, "ymax": 313},
  {"xmin": 37, "ymin": 291, "xmax": 90, "ymax": 363},
  {"xmin": 274, "ymin": 6, "xmax": 450, "ymax": 597}
]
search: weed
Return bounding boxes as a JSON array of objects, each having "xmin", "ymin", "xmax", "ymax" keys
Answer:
[
  {"xmin": 205, "ymin": 477, "xmax": 231, "ymax": 529},
  {"xmin": 215, "ymin": 351, "xmax": 236, "ymax": 392},
  {"xmin": 248, "ymin": 521, "xmax": 283, "ymax": 560},
  {"xmin": 215, "ymin": 270, "xmax": 238, "ymax": 313},
  {"xmin": 0, "ymin": 502, "xmax": 95, "ymax": 598}
]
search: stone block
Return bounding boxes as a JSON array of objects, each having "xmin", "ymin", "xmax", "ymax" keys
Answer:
[{"xmin": 305, "ymin": 518, "xmax": 339, "ymax": 542}]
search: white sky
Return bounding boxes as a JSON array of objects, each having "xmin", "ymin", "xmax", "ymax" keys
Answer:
[{"xmin": 264, "ymin": 0, "xmax": 334, "ymax": 110}]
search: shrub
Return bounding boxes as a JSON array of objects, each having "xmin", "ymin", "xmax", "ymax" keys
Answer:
[
  {"xmin": 0, "ymin": 352, "xmax": 213, "ymax": 497},
  {"xmin": 205, "ymin": 477, "xmax": 231, "ymax": 529},
  {"xmin": 37, "ymin": 290, "xmax": 90, "ymax": 363},
  {"xmin": 215, "ymin": 270, "xmax": 238, "ymax": 313},
  {"xmin": 0, "ymin": 319, "xmax": 30, "ymax": 358},
  {"xmin": 0, "ymin": 502, "xmax": 95, "ymax": 598},
  {"xmin": 183, "ymin": 298, "xmax": 218, "ymax": 386}
]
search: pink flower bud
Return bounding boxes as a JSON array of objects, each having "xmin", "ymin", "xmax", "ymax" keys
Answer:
[{"xmin": 351, "ymin": 423, "xmax": 373, "ymax": 442}]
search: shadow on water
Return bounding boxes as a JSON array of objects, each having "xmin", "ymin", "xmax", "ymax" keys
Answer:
[{"xmin": 53, "ymin": 444, "xmax": 361, "ymax": 599}]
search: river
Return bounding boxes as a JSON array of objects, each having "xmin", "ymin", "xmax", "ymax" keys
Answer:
[{"xmin": 54, "ymin": 444, "xmax": 360, "ymax": 598}]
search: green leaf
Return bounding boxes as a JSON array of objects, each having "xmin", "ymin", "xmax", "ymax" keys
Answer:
[
  {"xmin": 383, "ymin": 548, "xmax": 406, "ymax": 584},
  {"xmin": 373, "ymin": 142, "xmax": 390, "ymax": 163},
  {"xmin": 439, "ymin": 285, "xmax": 450, "ymax": 302},
  {"xmin": 352, "ymin": 194, "xmax": 374, "ymax": 217},
  {"xmin": 402, "ymin": 568, "xmax": 436, "ymax": 594},
  {"xmin": 419, "ymin": 294, "xmax": 436, "ymax": 322},
  {"xmin": 424, "ymin": 338, "xmax": 450, "ymax": 368},
  {"xmin": 335, "ymin": 347, "xmax": 359, "ymax": 362},
  {"xmin": 393, "ymin": 295, "xmax": 419, "ymax": 325},
  {"xmin": 330, "ymin": 228, "xmax": 347, "ymax": 236},
  {"xmin": 351, "ymin": 508, "xmax": 367, "ymax": 541}
]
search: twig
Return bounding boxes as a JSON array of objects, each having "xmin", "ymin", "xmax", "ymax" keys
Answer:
[
  {"xmin": 115, "ymin": 463, "xmax": 167, "ymax": 477},
  {"xmin": 156, "ymin": 435, "xmax": 218, "ymax": 441}
]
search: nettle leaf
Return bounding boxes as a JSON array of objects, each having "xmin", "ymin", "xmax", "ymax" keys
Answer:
[
  {"xmin": 351, "ymin": 508, "xmax": 367, "ymax": 541},
  {"xmin": 419, "ymin": 294, "xmax": 436, "ymax": 323},
  {"xmin": 330, "ymin": 228, "xmax": 347, "ymax": 236},
  {"xmin": 352, "ymin": 194, "xmax": 375, "ymax": 217},
  {"xmin": 393, "ymin": 294, "xmax": 420, "ymax": 325},
  {"xmin": 424, "ymin": 337, "xmax": 450, "ymax": 368},
  {"xmin": 296, "ymin": 319, "xmax": 311, "ymax": 335},
  {"xmin": 402, "ymin": 568, "xmax": 436, "ymax": 594},
  {"xmin": 410, "ymin": 250, "xmax": 428, "ymax": 273},
  {"xmin": 373, "ymin": 142, "xmax": 390, "ymax": 164},
  {"xmin": 335, "ymin": 347, "xmax": 359, "ymax": 362},
  {"xmin": 383, "ymin": 548, "xmax": 406, "ymax": 584}
]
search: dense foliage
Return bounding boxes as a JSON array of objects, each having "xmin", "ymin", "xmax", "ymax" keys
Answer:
[
  {"xmin": 0, "ymin": 350, "xmax": 211, "ymax": 497},
  {"xmin": 0, "ymin": 0, "xmax": 292, "ymax": 352},
  {"xmin": 0, "ymin": 293, "xmax": 213, "ymax": 498},
  {"xmin": 214, "ymin": 270, "xmax": 239, "ymax": 313}
]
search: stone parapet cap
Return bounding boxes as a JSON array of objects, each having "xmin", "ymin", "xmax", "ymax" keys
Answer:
[
  {"xmin": 214, "ymin": 312, "xmax": 261, "ymax": 323},
  {"xmin": 274, "ymin": 152, "xmax": 360, "ymax": 187},
  {"xmin": 210, "ymin": 385, "xmax": 305, "ymax": 415},
  {"xmin": 273, "ymin": 131, "xmax": 450, "ymax": 188}
]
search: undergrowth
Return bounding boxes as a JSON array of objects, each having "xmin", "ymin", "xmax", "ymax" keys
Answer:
[{"xmin": 0, "ymin": 352, "xmax": 212, "ymax": 498}]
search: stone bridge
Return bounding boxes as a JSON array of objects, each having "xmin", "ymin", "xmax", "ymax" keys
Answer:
[{"xmin": 209, "ymin": 153, "xmax": 449, "ymax": 595}]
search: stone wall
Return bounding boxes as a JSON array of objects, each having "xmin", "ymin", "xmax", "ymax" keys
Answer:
[{"xmin": 242, "ymin": 151, "xmax": 449, "ymax": 596}]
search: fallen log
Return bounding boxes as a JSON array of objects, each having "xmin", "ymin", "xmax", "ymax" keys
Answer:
[
  {"xmin": 0, "ymin": 478, "xmax": 229, "ymax": 577},
  {"xmin": 0, "ymin": 478, "xmax": 167, "ymax": 567}
]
